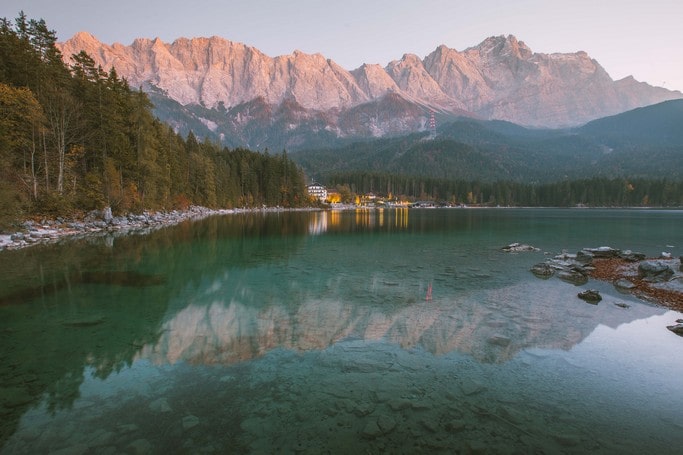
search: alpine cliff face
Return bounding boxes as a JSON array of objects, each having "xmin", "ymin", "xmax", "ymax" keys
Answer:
[{"xmin": 58, "ymin": 32, "xmax": 682, "ymax": 150}]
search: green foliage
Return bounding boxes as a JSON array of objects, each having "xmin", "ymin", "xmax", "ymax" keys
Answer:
[
  {"xmin": 0, "ymin": 13, "xmax": 309, "ymax": 227},
  {"xmin": 293, "ymin": 107, "xmax": 683, "ymax": 184},
  {"xmin": 326, "ymin": 172, "xmax": 683, "ymax": 207}
]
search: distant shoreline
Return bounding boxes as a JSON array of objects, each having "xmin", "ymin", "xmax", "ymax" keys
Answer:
[{"xmin": 2, "ymin": 204, "xmax": 681, "ymax": 253}]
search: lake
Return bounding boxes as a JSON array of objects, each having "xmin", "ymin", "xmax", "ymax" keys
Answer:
[{"xmin": 1, "ymin": 208, "xmax": 682, "ymax": 453}]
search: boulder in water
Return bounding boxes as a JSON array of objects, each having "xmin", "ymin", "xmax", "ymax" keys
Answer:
[
  {"xmin": 667, "ymin": 323, "xmax": 683, "ymax": 336},
  {"xmin": 502, "ymin": 242, "xmax": 540, "ymax": 252},
  {"xmin": 578, "ymin": 289, "xmax": 602, "ymax": 304},
  {"xmin": 638, "ymin": 261, "xmax": 674, "ymax": 282}
]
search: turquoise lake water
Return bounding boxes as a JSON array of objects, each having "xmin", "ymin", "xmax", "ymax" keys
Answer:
[{"xmin": 1, "ymin": 208, "xmax": 682, "ymax": 453}]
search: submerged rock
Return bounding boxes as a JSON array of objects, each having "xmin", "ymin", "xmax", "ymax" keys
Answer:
[
  {"xmin": 614, "ymin": 279, "xmax": 637, "ymax": 291},
  {"xmin": 558, "ymin": 269, "xmax": 588, "ymax": 286},
  {"xmin": 376, "ymin": 414, "xmax": 397, "ymax": 434},
  {"xmin": 149, "ymin": 397, "xmax": 172, "ymax": 413},
  {"xmin": 666, "ymin": 323, "xmax": 683, "ymax": 336},
  {"xmin": 182, "ymin": 415, "xmax": 200, "ymax": 430},
  {"xmin": 578, "ymin": 289, "xmax": 602, "ymax": 304},
  {"xmin": 127, "ymin": 439, "xmax": 152, "ymax": 455},
  {"xmin": 361, "ymin": 420, "xmax": 382, "ymax": 439}
]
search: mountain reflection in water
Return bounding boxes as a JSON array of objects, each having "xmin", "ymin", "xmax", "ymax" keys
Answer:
[
  {"xmin": 1, "ymin": 209, "xmax": 682, "ymax": 453},
  {"xmin": 139, "ymin": 274, "xmax": 661, "ymax": 365}
]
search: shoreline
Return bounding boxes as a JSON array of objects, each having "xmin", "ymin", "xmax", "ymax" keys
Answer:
[
  {"xmin": 588, "ymin": 257, "xmax": 683, "ymax": 312},
  {"xmin": 0, "ymin": 206, "xmax": 322, "ymax": 252}
]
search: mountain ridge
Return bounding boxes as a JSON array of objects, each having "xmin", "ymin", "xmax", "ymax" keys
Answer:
[
  {"xmin": 58, "ymin": 32, "xmax": 682, "ymax": 150},
  {"xmin": 292, "ymin": 99, "xmax": 683, "ymax": 183}
]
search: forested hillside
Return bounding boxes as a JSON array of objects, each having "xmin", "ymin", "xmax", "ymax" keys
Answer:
[
  {"xmin": 325, "ymin": 172, "xmax": 683, "ymax": 207},
  {"xmin": 0, "ymin": 14, "xmax": 308, "ymax": 228}
]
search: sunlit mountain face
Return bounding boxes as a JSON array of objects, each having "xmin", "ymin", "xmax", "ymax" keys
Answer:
[{"xmin": 58, "ymin": 33, "xmax": 681, "ymax": 150}]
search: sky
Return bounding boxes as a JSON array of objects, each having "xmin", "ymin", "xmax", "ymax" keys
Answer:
[{"xmin": 2, "ymin": 0, "xmax": 682, "ymax": 92}]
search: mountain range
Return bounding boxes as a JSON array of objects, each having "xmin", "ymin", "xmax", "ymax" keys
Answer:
[
  {"xmin": 58, "ymin": 33, "xmax": 681, "ymax": 151},
  {"xmin": 292, "ymin": 99, "xmax": 683, "ymax": 183}
]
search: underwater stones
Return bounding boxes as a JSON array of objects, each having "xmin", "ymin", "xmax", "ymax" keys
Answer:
[
  {"xmin": 87, "ymin": 429, "xmax": 115, "ymax": 447},
  {"xmin": 387, "ymin": 398, "xmax": 413, "ymax": 411},
  {"xmin": 445, "ymin": 419, "xmax": 467, "ymax": 433},
  {"xmin": 419, "ymin": 418, "xmax": 439, "ymax": 433},
  {"xmin": 614, "ymin": 278, "xmax": 636, "ymax": 290},
  {"xmin": 49, "ymin": 443, "xmax": 89, "ymax": 455},
  {"xmin": 460, "ymin": 379, "xmax": 486, "ymax": 396},
  {"xmin": 182, "ymin": 414, "xmax": 200, "ymax": 430},
  {"xmin": 502, "ymin": 243, "xmax": 540, "ymax": 252},
  {"xmin": 352, "ymin": 402, "xmax": 375, "ymax": 417},
  {"xmin": 487, "ymin": 335, "xmax": 511, "ymax": 347},
  {"xmin": 0, "ymin": 386, "xmax": 34, "ymax": 408},
  {"xmin": 377, "ymin": 414, "xmax": 397, "ymax": 434},
  {"xmin": 127, "ymin": 439, "xmax": 152, "ymax": 455},
  {"xmin": 557, "ymin": 269, "xmax": 589, "ymax": 286},
  {"xmin": 578, "ymin": 290, "xmax": 602, "ymax": 304},
  {"xmin": 361, "ymin": 420, "xmax": 382, "ymax": 439},
  {"xmin": 342, "ymin": 352, "xmax": 394, "ymax": 373},
  {"xmin": 148, "ymin": 397, "xmax": 172, "ymax": 413},
  {"xmin": 667, "ymin": 323, "xmax": 683, "ymax": 336},
  {"xmin": 465, "ymin": 440, "xmax": 488, "ymax": 454},
  {"xmin": 117, "ymin": 423, "xmax": 139, "ymax": 434},
  {"xmin": 554, "ymin": 433, "xmax": 581, "ymax": 447}
]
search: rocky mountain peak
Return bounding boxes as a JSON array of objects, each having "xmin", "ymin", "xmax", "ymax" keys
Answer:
[
  {"xmin": 472, "ymin": 34, "xmax": 532, "ymax": 60},
  {"xmin": 56, "ymin": 32, "xmax": 682, "ymax": 148}
]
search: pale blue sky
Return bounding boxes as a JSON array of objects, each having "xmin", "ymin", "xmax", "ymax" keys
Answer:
[{"xmin": 2, "ymin": 0, "xmax": 682, "ymax": 92}]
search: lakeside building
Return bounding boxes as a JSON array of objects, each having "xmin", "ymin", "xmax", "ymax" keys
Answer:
[{"xmin": 307, "ymin": 183, "xmax": 328, "ymax": 202}]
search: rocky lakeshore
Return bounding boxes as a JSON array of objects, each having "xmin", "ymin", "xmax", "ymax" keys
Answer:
[
  {"xmin": 588, "ymin": 254, "xmax": 683, "ymax": 311},
  {"xmin": 528, "ymin": 246, "xmax": 683, "ymax": 312},
  {"xmin": 0, "ymin": 206, "xmax": 313, "ymax": 252}
]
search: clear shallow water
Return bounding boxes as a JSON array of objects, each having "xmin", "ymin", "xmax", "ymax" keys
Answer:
[{"xmin": 1, "ymin": 208, "xmax": 682, "ymax": 453}]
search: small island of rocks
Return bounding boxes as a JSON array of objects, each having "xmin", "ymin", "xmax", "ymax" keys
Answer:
[{"xmin": 529, "ymin": 246, "xmax": 682, "ymax": 312}]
